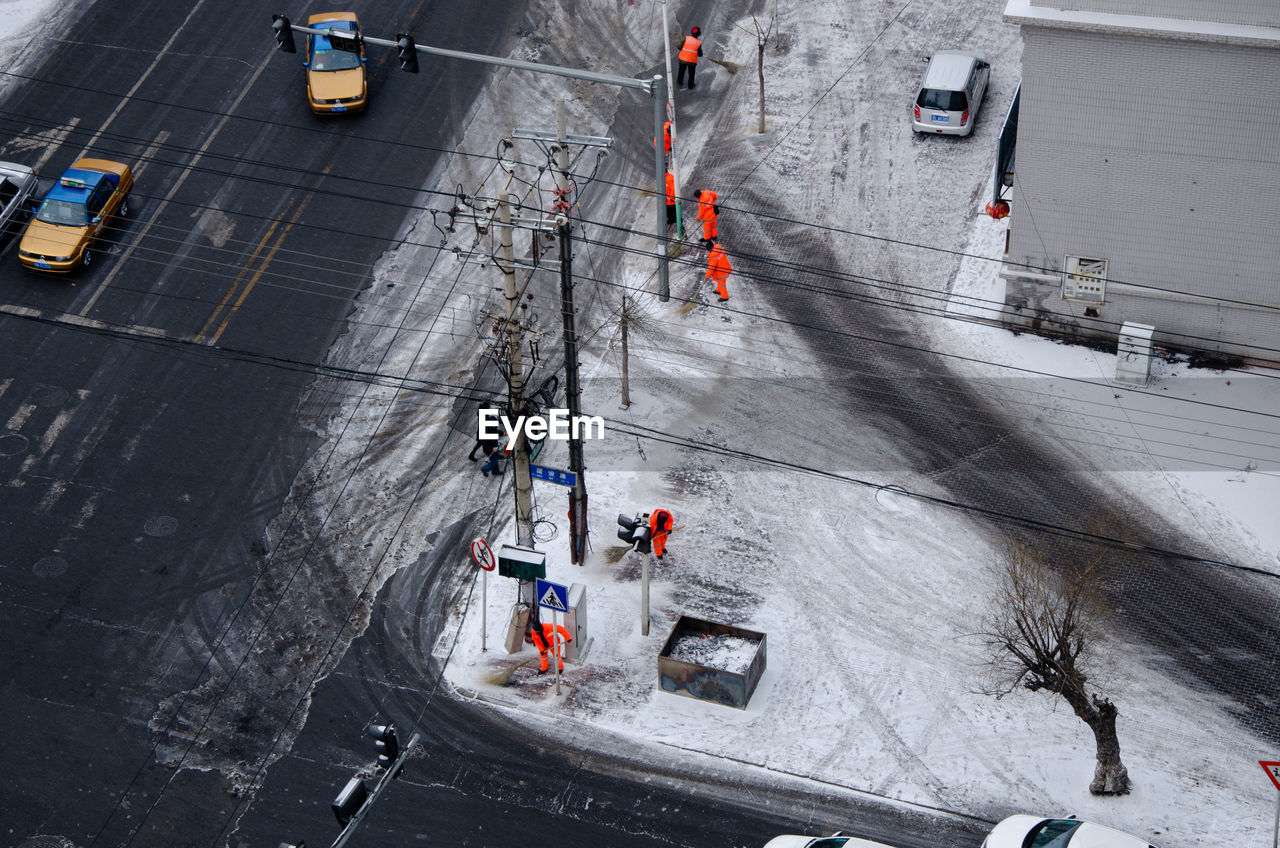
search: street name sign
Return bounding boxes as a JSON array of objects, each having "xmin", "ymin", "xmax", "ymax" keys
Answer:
[{"xmin": 530, "ymin": 464, "xmax": 576, "ymax": 487}]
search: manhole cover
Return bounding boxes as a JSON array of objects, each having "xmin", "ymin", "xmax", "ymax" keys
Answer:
[
  {"xmin": 144, "ymin": 515, "xmax": 179, "ymax": 537},
  {"xmin": 33, "ymin": 557, "xmax": 68, "ymax": 578},
  {"xmin": 32, "ymin": 386, "xmax": 69, "ymax": 407},
  {"xmin": 0, "ymin": 433, "xmax": 28, "ymax": 456}
]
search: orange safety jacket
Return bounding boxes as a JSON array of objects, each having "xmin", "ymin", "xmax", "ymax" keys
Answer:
[
  {"xmin": 706, "ymin": 244, "xmax": 731, "ymax": 283},
  {"xmin": 530, "ymin": 622, "xmax": 572, "ymax": 670},
  {"xmin": 665, "ymin": 171, "xmax": 676, "ymax": 206},
  {"xmin": 696, "ymin": 190, "xmax": 718, "ymax": 239},
  {"xmin": 678, "ymin": 35, "xmax": 702, "ymax": 64}
]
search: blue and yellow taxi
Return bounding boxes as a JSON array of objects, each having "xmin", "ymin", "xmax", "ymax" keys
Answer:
[
  {"xmin": 305, "ymin": 12, "xmax": 368, "ymax": 113},
  {"xmin": 18, "ymin": 158, "xmax": 132, "ymax": 273}
]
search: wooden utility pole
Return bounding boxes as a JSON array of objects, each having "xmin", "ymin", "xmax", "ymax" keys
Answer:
[
  {"xmin": 554, "ymin": 102, "xmax": 590, "ymax": 564},
  {"xmin": 498, "ymin": 190, "xmax": 536, "ymax": 550},
  {"xmin": 619, "ymin": 295, "xmax": 631, "ymax": 409}
]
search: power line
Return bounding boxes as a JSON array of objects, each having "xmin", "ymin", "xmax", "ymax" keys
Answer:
[{"xmin": 5, "ymin": 69, "xmax": 1279, "ymax": 321}]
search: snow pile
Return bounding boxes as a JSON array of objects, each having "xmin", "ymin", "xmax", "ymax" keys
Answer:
[{"xmin": 666, "ymin": 632, "xmax": 761, "ymax": 675}]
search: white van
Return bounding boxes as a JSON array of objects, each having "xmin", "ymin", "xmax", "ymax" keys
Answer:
[{"xmin": 911, "ymin": 50, "xmax": 990, "ymax": 137}]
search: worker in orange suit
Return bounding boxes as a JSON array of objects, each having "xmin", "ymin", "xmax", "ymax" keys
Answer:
[
  {"xmin": 694, "ymin": 189, "xmax": 718, "ymax": 249},
  {"xmin": 654, "ymin": 121, "xmax": 672, "ymax": 158},
  {"xmin": 530, "ymin": 621, "xmax": 572, "ymax": 674},
  {"xmin": 649, "ymin": 508, "xmax": 674, "ymax": 558},
  {"xmin": 665, "ymin": 170, "xmax": 677, "ymax": 228},
  {"xmin": 676, "ymin": 26, "xmax": 703, "ymax": 89},
  {"xmin": 706, "ymin": 242, "xmax": 732, "ymax": 302}
]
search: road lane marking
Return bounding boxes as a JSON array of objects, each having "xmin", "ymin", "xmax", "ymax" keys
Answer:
[
  {"xmin": 35, "ymin": 390, "xmax": 113, "ymax": 515},
  {"xmin": 0, "ymin": 117, "xmax": 83, "ymax": 172},
  {"xmin": 0, "ymin": 302, "xmax": 170, "ymax": 339},
  {"xmin": 75, "ymin": 1, "xmax": 211, "ymax": 158},
  {"xmin": 75, "ymin": 45, "xmax": 280, "ymax": 319},
  {"xmin": 194, "ymin": 201, "xmax": 293, "ymax": 343},
  {"xmin": 6, "ymin": 400, "xmax": 37, "ymax": 431},
  {"xmin": 202, "ymin": 167, "xmax": 331, "ymax": 346},
  {"xmin": 19, "ymin": 403, "xmax": 74, "ymax": 478},
  {"xmin": 132, "ymin": 130, "xmax": 170, "ymax": 180}
]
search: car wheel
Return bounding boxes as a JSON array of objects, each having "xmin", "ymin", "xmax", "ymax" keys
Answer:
[
  {"xmin": 82, "ymin": 249, "xmax": 92, "ymax": 268},
  {"xmin": 120, "ymin": 196, "xmax": 129, "ymax": 218}
]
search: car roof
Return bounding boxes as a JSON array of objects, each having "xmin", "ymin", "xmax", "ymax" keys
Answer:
[
  {"xmin": 985, "ymin": 816, "xmax": 1155, "ymax": 848},
  {"xmin": 308, "ymin": 15, "xmax": 358, "ymax": 51},
  {"xmin": 0, "ymin": 161, "xmax": 33, "ymax": 180},
  {"xmin": 46, "ymin": 169, "xmax": 104, "ymax": 203},
  {"xmin": 922, "ymin": 50, "xmax": 982, "ymax": 90}
]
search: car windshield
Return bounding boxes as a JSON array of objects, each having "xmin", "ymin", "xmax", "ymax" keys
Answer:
[
  {"xmin": 311, "ymin": 46, "xmax": 361, "ymax": 71},
  {"xmin": 36, "ymin": 198, "xmax": 88, "ymax": 226},
  {"xmin": 917, "ymin": 88, "xmax": 968, "ymax": 112},
  {"xmin": 1027, "ymin": 819, "xmax": 1083, "ymax": 848},
  {"xmin": 0, "ymin": 179, "xmax": 17, "ymax": 208}
]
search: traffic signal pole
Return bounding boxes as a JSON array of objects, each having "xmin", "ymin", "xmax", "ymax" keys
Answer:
[
  {"xmin": 330, "ymin": 731, "xmax": 421, "ymax": 848},
  {"xmin": 273, "ymin": 18, "xmax": 670, "ymax": 298}
]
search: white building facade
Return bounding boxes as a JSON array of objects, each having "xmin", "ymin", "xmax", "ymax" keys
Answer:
[{"xmin": 999, "ymin": 0, "xmax": 1280, "ymax": 362}]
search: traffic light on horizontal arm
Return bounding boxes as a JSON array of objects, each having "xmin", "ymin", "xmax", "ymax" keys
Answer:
[
  {"xmin": 616, "ymin": 513, "xmax": 652, "ymax": 554},
  {"xmin": 325, "ymin": 27, "xmax": 362, "ymax": 53},
  {"xmin": 396, "ymin": 33, "xmax": 419, "ymax": 73},
  {"xmin": 272, "ymin": 15, "xmax": 296, "ymax": 53},
  {"xmin": 367, "ymin": 723, "xmax": 400, "ymax": 771}
]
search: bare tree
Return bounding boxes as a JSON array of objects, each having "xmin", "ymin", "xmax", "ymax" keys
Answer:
[
  {"xmin": 734, "ymin": 5, "xmax": 778, "ymax": 133},
  {"xmin": 605, "ymin": 290, "xmax": 663, "ymax": 409},
  {"xmin": 977, "ymin": 540, "xmax": 1131, "ymax": 795}
]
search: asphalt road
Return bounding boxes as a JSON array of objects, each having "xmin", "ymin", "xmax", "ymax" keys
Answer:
[{"xmin": 0, "ymin": 0, "xmax": 532, "ymax": 845}]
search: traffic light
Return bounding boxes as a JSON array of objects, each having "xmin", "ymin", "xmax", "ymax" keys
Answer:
[
  {"xmin": 325, "ymin": 27, "xmax": 362, "ymax": 53},
  {"xmin": 271, "ymin": 15, "xmax": 296, "ymax": 53},
  {"xmin": 331, "ymin": 776, "xmax": 369, "ymax": 827},
  {"xmin": 616, "ymin": 513, "xmax": 652, "ymax": 554},
  {"xmin": 367, "ymin": 724, "xmax": 400, "ymax": 770},
  {"xmin": 395, "ymin": 33, "xmax": 419, "ymax": 73}
]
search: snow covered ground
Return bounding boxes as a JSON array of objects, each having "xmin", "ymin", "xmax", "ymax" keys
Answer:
[{"xmin": 411, "ymin": 4, "xmax": 1280, "ymax": 848}]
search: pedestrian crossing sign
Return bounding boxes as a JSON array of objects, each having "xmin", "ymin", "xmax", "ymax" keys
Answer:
[{"xmin": 535, "ymin": 578, "xmax": 568, "ymax": 612}]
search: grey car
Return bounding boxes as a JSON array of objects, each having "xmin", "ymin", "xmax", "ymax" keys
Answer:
[{"xmin": 0, "ymin": 161, "xmax": 38, "ymax": 235}]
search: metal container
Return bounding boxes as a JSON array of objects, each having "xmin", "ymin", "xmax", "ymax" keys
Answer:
[{"xmin": 657, "ymin": 615, "xmax": 766, "ymax": 709}]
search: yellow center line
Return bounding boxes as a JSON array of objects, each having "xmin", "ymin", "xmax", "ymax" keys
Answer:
[
  {"xmin": 203, "ymin": 163, "xmax": 331, "ymax": 345},
  {"xmin": 194, "ymin": 202, "xmax": 291, "ymax": 343}
]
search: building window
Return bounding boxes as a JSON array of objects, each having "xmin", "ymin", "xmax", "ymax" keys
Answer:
[{"xmin": 1062, "ymin": 255, "xmax": 1107, "ymax": 303}]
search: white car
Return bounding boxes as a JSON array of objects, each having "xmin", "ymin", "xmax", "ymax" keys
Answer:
[
  {"xmin": 0, "ymin": 161, "xmax": 38, "ymax": 234},
  {"xmin": 911, "ymin": 50, "xmax": 990, "ymax": 136},
  {"xmin": 983, "ymin": 815, "xmax": 1160, "ymax": 848},
  {"xmin": 764, "ymin": 835, "xmax": 896, "ymax": 848}
]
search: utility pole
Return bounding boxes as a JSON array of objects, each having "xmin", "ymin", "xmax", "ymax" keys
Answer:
[
  {"xmin": 659, "ymin": 0, "xmax": 684, "ymax": 245},
  {"xmin": 619, "ymin": 295, "xmax": 631, "ymax": 409},
  {"xmin": 553, "ymin": 102, "xmax": 590, "ymax": 564},
  {"xmin": 497, "ymin": 190, "xmax": 536, "ymax": 551}
]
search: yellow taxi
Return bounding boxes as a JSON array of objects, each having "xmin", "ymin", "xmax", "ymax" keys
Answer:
[
  {"xmin": 305, "ymin": 12, "xmax": 367, "ymax": 113},
  {"xmin": 18, "ymin": 158, "xmax": 132, "ymax": 273}
]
